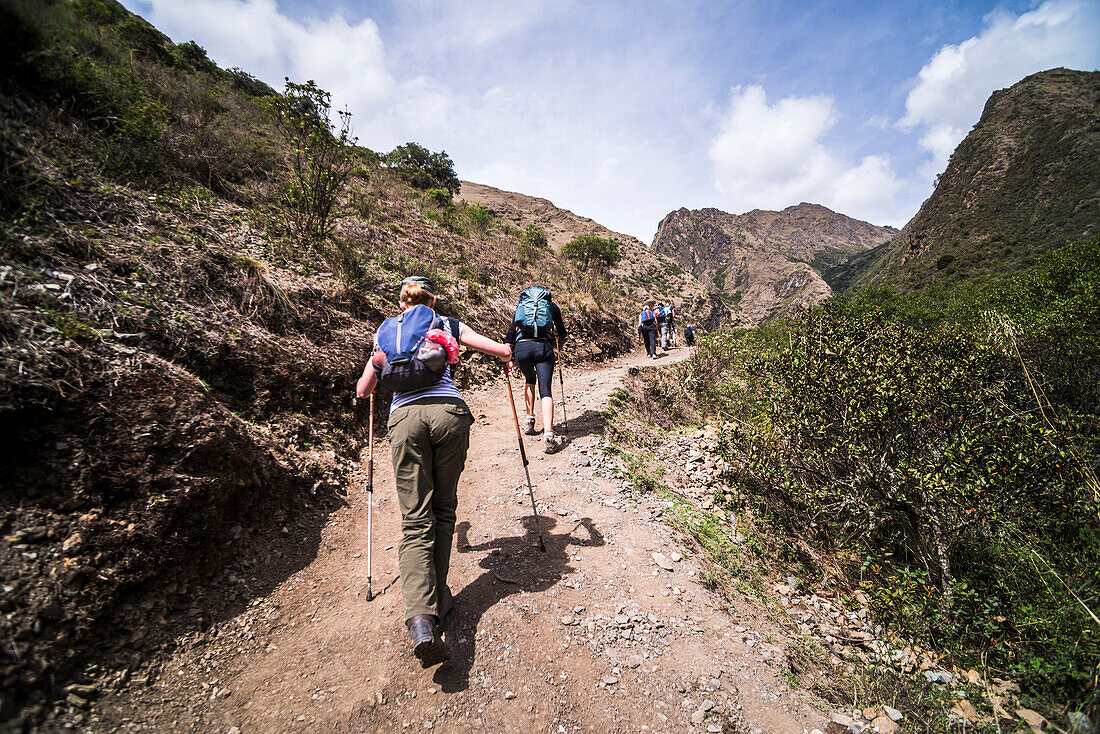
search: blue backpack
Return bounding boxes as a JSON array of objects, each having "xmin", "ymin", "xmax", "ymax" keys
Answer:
[
  {"xmin": 515, "ymin": 285, "xmax": 553, "ymax": 339},
  {"xmin": 374, "ymin": 305, "xmax": 457, "ymax": 392}
]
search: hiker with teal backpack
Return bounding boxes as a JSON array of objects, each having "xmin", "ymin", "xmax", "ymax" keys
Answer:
[
  {"xmin": 639, "ymin": 304, "xmax": 658, "ymax": 358},
  {"xmin": 504, "ymin": 285, "xmax": 567, "ymax": 454},
  {"xmin": 356, "ymin": 276, "xmax": 513, "ymax": 669}
]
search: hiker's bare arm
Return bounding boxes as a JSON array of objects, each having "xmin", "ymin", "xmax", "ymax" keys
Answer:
[
  {"xmin": 458, "ymin": 324, "xmax": 512, "ymax": 361},
  {"xmin": 356, "ymin": 357, "xmax": 379, "ymax": 397}
]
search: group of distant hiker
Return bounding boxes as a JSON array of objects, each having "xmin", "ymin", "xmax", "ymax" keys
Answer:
[
  {"xmin": 355, "ymin": 277, "xmax": 566, "ymax": 667},
  {"xmin": 638, "ymin": 301, "xmax": 696, "ymax": 358},
  {"xmin": 354, "ymin": 279, "xmax": 701, "ymax": 669}
]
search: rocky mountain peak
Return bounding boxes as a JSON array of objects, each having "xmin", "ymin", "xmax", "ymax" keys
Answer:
[{"xmin": 652, "ymin": 203, "xmax": 893, "ymax": 324}]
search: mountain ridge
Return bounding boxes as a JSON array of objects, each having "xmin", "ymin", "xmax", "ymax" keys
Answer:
[
  {"xmin": 828, "ymin": 68, "xmax": 1100, "ymax": 293},
  {"xmin": 652, "ymin": 201, "xmax": 893, "ymax": 324}
]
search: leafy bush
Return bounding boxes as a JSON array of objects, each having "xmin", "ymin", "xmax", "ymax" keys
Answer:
[
  {"xmin": 463, "ymin": 203, "xmax": 494, "ymax": 235},
  {"xmin": 227, "ymin": 67, "xmax": 275, "ymax": 98},
  {"xmin": 561, "ymin": 233, "xmax": 621, "ymax": 272},
  {"xmin": 521, "ymin": 224, "xmax": 548, "ymax": 249},
  {"xmin": 424, "ymin": 206, "xmax": 467, "ymax": 236},
  {"xmin": 646, "ymin": 239, "xmax": 1100, "ymax": 709},
  {"xmin": 170, "ymin": 40, "xmax": 217, "ymax": 73},
  {"xmin": 263, "ymin": 79, "xmax": 359, "ymax": 246},
  {"xmin": 421, "ymin": 188, "xmax": 452, "ymax": 207},
  {"xmin": 384, "ymin": 142, "xmax": 459, "ymax": 194}
]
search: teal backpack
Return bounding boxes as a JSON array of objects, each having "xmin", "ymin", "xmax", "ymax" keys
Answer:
[{"xmin": 515, "ymin": 286, "xmax": 553, "ymax": 339}]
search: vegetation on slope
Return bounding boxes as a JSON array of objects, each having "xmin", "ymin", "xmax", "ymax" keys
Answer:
[
  {"xmin": 618, "ymin": 238, "xmax": 1100, "ymax": 722},
  {"xmin": 0, "ymin": 0, "xmax": 681, "ymax": 726}
]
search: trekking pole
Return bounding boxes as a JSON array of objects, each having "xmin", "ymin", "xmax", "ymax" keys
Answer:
[
  {"xmin": 365, "ymin": 393, "xmax": 376, "ymax": 601},
  {"xmin": 557, "ymin": 348, "xmax": 569, "ymax": 435},
  {"xmin": 504, "ymin": 366, "xmax": 546, "ymax": 552}
]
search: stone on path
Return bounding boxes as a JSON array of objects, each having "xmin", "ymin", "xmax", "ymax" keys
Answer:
[{"xmin": 652, "ymin": 552, "xmax": 675, "ymax": 571}]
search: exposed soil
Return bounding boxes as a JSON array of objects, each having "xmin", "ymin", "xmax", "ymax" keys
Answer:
[{"xmin": 89, "ymin": 348, "xmax": 827, "ymax": 733}]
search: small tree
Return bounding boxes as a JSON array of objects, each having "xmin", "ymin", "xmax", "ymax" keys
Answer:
[
  {"xmin": 562, "ymin": 233, "xmax": 621, "ymax": 272},
  {"xmin": 384, "ymin": 142, "xmax": 460, "ymax": 194},
  {"xmin": 264, "ymin": 79, "xmax": 358, "ymax": 246}
]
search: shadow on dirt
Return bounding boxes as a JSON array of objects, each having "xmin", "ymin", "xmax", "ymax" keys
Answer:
[
  {"xmin": 550, "ymin": 408, "xmax": 608, "ymax": 450},
  {"xmin": 435, "ymin": 516, "xmax": 605, "ymax": 693}
]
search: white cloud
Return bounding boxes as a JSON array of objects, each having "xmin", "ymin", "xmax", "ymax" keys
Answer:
[
  {"xmin": 132, "ymin": 0, "xmax": 396, "ymax": 107},
  {"xmin": 901, "ymin": 0, "xmax": 1100, "ymax": 178},
  {"xmin": 708, "ymin": 86, "xmax": 912, "ymax": 226}
]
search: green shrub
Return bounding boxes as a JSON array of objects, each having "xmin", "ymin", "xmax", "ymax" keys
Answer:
[
  {"xmin": 521, "ymin": 224, "xmax": 548, "ymax": 249},
  {"xmin": 422, "ymin": 187, "xmax": 452, "ymax": 207},
  {"xmin": 463, "ymin": 203, "xmax": 494, "ymax": 235},
  {"xmin": 384, "ymin": 142, "xmax": 459, "ymax": 194},
  {"xmin": 424, "ymin": 206, "xmax": 466, "ymax": 236},
  {"xmin": 457, "ymin": 264, "xmax": 491, "ymax": 285},
  {"xmin": 226, "ymin": 67, "xmax": 276, "ymax": 97},
  {"xmin": 263, "ymin": 79, "xmax": 360, "ymax": 246},
  {"xmin": 645, "ymin": 239, "xmax": 1100, "ymax": 709},
  {"xmin": 170, "ymin": 40, "xmax": 216, "ymax": 73},
  {"xmin": 561, "ymin": 233, "xmax": 621, "ymax": 272}
]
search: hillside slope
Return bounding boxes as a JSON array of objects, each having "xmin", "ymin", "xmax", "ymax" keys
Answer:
[
  {"xmin": 0, "ymin": 1, "xmax": 674, "ymax": 726},
  {"xmin": 829, "ymin": 68, "xmax": 1100, "ymax": 293},
  {"xmin": 652, "ymin": 203, "xmax": 893, "ymax": 324},
  {"xmin": 460, "ymin": 181, "xmax": 733, "ymax": 330}
]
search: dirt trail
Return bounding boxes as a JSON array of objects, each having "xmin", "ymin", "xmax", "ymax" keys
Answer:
[{"xmin": 108, "ymin": 349, "xmax": 824, "ymax": 733}]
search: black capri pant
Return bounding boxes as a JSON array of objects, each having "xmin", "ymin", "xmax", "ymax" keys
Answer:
[{"xmin": 515, "ymin": 340, "xmax": 556, "ymax": 398}]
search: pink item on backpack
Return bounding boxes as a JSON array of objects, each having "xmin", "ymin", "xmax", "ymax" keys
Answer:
[{"xmin": 425, "ymin": 328, "xmax": 460, "ymax": 364}]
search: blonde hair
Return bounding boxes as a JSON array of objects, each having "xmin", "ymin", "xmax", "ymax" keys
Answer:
[{"xmin": 400, "ymin": 282, "xmax": 435, "ymax": 307}]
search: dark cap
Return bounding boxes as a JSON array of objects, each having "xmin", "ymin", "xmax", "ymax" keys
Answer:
[{"xmin": 401, "ymin": 275, "xmax": 435, "ymax": 293}]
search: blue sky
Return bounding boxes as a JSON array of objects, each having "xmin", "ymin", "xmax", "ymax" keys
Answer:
[{"xmin": 122, "ymin": 0, "xmax": 1100, "ymax": 241}]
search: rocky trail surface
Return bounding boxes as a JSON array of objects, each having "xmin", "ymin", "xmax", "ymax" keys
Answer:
[{"xmin": 96, "ymin": 349, "xmax": 826, "ymax": 734}]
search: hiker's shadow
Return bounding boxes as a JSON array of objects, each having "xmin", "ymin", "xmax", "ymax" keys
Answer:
[
  {"xmin": 552, "ymin": 408, "xmax": 607, "ymax": 449},
  {"xmin": 434, "ymin": 516, "xmax": 605, "ymax": 692}
]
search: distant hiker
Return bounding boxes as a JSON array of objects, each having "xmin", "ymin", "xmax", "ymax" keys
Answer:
[
  {"xmin": 504, "ymin": 285, "xmax": 568, "ymax": 454},
  {"xmin": 684, "ymin": 325, "xmax": 696, "ymax": 347},
  {"xmin": 665, "ymin": 303, "xmax": 677, "ymax": 347},
  {"xmin": 356, "ymin": 276, "xmax": 513, "ymax": 668},
  {"xmin": 639, "ymin": 304, "xmax": 658, "ymax": 358},
  {"xmin": 656, "ymin": 302, "xmax": 671, "ymax": 350}
]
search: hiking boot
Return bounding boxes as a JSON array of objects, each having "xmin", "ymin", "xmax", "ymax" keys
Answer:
[
  {"xmin": 524, "ymin": 414, "xmax": 538, "ymax": 435},
  {"xmin": 544, "ymin": 434, "xmax": 561, "ymax": 454},
  {"xmin": 407, "ymin": 614, "xmax": 450, "ymax": 668}
]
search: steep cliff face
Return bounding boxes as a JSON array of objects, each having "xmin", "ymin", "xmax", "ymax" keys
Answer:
[
  {"xmin": 460, "ymin": 181, "xmax": 734, "ymax": 329},
  {"xmin": 830, "ymin": 68, "xmax": 1100, "ymax": 293},
  {"xmin": 653, "ymin": 203, "xmax": 893, "ymax": 324}
]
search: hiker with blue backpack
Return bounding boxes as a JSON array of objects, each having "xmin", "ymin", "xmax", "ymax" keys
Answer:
[
  {"xmin": 355, "ymin": 276, "xmax": 513, "ymax": 668},
  {"xmin": 639, "ymin": 304, "xmax": 659, "ymax": 358},
  {"xmin": 503, "ymin": 285, "xmax": 568, "ymax": 454}
]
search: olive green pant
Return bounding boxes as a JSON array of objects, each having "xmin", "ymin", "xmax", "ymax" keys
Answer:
[{"xmin": 387, "ymin": 396, "xmax": 474, "ymax": 621}]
